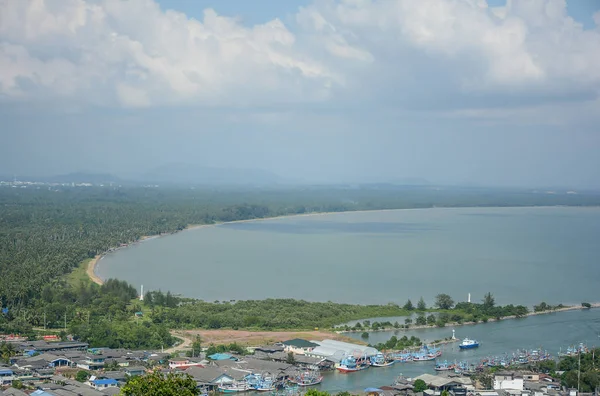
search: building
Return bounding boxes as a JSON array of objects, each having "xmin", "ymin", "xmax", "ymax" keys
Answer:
[
  {"xmin": 305, "ymin": 339, "xmax": 379, "ymax": 362},
  {"xmin": 89, "ymin": 378, "xmax": 119, "ymax": 391},
  {"xmin": 282, "ymin": 339, "xmax": 319, "ymax": 355},
  {"xmin": 413, "ymin": 374, "xmax": 473, "ymax": 392},
  {"xmin": 0, "ymin": 368, "xmax": 14, "ymax": 385},
  {"xmin": 494, "ymin": 372, "xmax": 524, "ymax": 391}
]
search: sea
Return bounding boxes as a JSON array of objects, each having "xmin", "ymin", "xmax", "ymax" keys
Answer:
[
  {"xmin": 96, "ymin": 206, "xmax": 600, "ymax": 307},
  {"xmin": 95, "ymin": 206, "xmax": 600, "ymax": 392}
]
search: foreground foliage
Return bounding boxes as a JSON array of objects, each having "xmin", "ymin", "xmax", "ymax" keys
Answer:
[{"xmin": 120, "ymin": 371, "xmax": 199, "ymax": 396}]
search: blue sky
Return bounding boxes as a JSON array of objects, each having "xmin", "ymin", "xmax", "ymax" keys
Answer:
[{"xmin": 1, "ymin": 0, "xmax": 600, "ymax": 188}]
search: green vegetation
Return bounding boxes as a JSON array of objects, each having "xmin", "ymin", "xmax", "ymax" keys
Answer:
[
  {"xmin": 558, "ymin": 348, "xmax": 600, "ymax": 392},
  {"xmin": 120, "ymin": 371, "xmax": 199, "ymax": 396},
  {"xmin": 205, "ymin": 343, "xmax": 248, "ymax": 356},
  {"xmin": 413, "ymin": 379, "xmax": 428, "ymax": 392},
  {"xmin": 533, "ymin": 302, "xmax": 565, "ymax": 312},
  {"xmin": 372, "ymin": 335, "xmax": 422, "ymax": 351},
  {"xmin": 435, "ymin": 293, "xmax": 455, "ymax": 310},
  {"xmin": 582, "ymin": 302, "xmax": 592, "ymax": 308},
  {"xmin": 76, "ymin": 370, "xmax": 90, "ymax": 382}
]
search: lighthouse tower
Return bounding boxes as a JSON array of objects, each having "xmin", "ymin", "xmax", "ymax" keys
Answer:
[
  {"xmin": 468, "ymin": 293, "xmax": 471, "ymax": 303},
  {"xmin": 140, "ymin": 285, "xmax": 144, "ymax": 301}
]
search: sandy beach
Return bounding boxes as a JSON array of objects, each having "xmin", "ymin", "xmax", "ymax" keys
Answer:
[{"xmin": 86, "ymin": 255, "xmax": 104, "ymax": 285}]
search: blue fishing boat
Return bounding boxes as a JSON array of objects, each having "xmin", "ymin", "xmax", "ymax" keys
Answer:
[
  {"xmin": 435, "ymin": 360, "xmax": 455, "ymax": 371},
  {"xmin": 370, "ymin": 352, "xmax": 395, "ymax": 367},
  {"xmin": 337, "ymin": 355, "xmax": 369, "ymax": 373},
  {"xmin": 459, "ymin": 337, "xmax": 479, "ymax": 349}
]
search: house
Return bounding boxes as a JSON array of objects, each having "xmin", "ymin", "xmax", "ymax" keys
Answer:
[
  {"xmin": 413, "ymin": 374, "xmax": 473, "ymax": 391},
  {"xmin": 89, "ymin": 378, "xmax": 119, "ymax": 390},
  {"xmin": 77, "ymin": 353, "xmax": 105, "ymax": 370},
  {"xmin": 494, "ymin": 372, "xmax": 524, "ymax": 391},
  {"xmin": 183, "ymin": 366, "xmax": 237, "ymax": 391},
  {"xmin": 0, "ymin": 368, "xmax": 14, "ymax": 385},
  {"xmin": 123, "ymin": 366, "xmax": 146, "ymax": 377},
  {"xmin": 282, "ymin": 339, "xmax": 319, "ymax": 355}
]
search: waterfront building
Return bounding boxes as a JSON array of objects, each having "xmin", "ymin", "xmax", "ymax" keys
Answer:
[{"xmin": 282, "ymin": 339, "xmax": 319, "ymax": 355}]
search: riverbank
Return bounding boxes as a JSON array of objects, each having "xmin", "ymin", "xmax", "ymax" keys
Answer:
[{"xmin": 339, "ymin": 303, "xmax": 600, "ymax": 335}]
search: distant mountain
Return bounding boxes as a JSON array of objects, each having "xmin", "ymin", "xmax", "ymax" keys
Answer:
[{"xmin": 137, "ymin": 163, "xmax": 285, "ymax": 186}]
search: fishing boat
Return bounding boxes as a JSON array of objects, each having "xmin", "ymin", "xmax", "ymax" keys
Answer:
[
  {"xmin": 219, "ymin": 381, "xmax": 251, "ymax": 393},
  {"xmin": 559, "ymin": 343, "xmax": 589, "ymax": 357},
  {"xmin": 435, "ymin": 360, "xmax": 455, "ymax": 371},
  {"xmin": 412, "ymin": 353, "xmax": 435, "ymax": 361},
  {"xmin": 370, "ymin": 352, "xmax": 395, "ymax": 367},
  {"xmin": 336, "ymin": 355, "xmax": 369, "ymax": 373},
  {"xmin": 288, "ymin": 369, "xmax": 323, "ymax": 387},
  {"xmin": 248, "ymin": 374, "xmax": 275, "ymax": 392},
  {"xmin": 392, "ymin": 352, "xmax": 413, "ymax": 363},
  {"xmin": 458, "ymin": 338, "xmax": 479, "ymax": 349}
]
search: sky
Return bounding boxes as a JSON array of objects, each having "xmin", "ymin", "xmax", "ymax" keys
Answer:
[{"xmin": 1, "ymin": 0, "xmax": 600, "ymax": 188}]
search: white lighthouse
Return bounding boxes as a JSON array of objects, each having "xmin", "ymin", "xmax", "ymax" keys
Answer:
[
  {"xmin": 468, "ymin": 293, "xmax": 471, "ymax": 303},
  {"xmin": 140, "ymin": 285, "xmax": 144, "ymax": 301}
]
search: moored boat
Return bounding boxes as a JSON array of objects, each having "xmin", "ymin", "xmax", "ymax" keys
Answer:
[
  {"xmin": 435, "ymin": 360, "xmax": 455, "ymax": 371},
  {"xmin": 219, "ymin": 381, "xmax": 251, "ymax": 393},
  {"xmin": 336, "ymin": 355, "xmax": 369, "ymax": 373},
  {"xmin": 370, "ymin": 352, "xmax": 396, "ymax": 367},
  {"xmin": 459, "ymin": 337, "xmax": 479, "ymax": 349},
  {"xmin": 288, "ymin": 369, "xmax": 323, "ymax": 387}
]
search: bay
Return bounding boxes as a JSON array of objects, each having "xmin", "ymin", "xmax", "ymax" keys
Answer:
[{"xmin": 96, "ymin": 206, "xmax": 600, "ymax": 307}]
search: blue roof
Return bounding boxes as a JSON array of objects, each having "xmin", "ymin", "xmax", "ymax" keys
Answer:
[
  {"xmin": 0, "ymin": 369, "xmax": 13, "ymax": 374},
  {"xmin": 91, "ymin": 378, "xmax": 118, "ymax": 385},
  {"xmin": 208, "ymin": 353, "xmax": 237, "ymax": 360},
  {"xmin": 32, "ymin": 391, "xmax": 56, "ymax": 396}
]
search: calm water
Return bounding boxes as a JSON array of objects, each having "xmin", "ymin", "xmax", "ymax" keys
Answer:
[
  {"xmin": 318, "ymin": 308, "xmax": 600, "ymax": 392},
  {"xmin": 97, "ymin": 206, "xmax": 600, "ymax": 307}
]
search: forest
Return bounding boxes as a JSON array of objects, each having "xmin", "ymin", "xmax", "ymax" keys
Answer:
[{"xmin": 1, "ymin": 185, "xmax": 598, "ymax": 349}]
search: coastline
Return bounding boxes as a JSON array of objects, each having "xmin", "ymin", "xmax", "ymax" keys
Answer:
[
  {"xmin": 338, "ymin": 303, "xmax": 600, "ymax": 335},
  {"xmin": 87, "ymin": 205, "xmax": 590, "ymax": 286},
  {"xmin": 87, "ymin": 208, "xmax": 402, "ymax": 285}
]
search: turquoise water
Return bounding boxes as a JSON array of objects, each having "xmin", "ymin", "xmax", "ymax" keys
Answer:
[{"xmin": 97, "ymin": 206, "xmax": 600, "ymax": 307}]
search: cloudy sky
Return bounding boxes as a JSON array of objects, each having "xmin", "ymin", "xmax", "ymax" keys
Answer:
[{"xmin": 1, "ymin": 0, "xmax": 600, "ymax": 188}]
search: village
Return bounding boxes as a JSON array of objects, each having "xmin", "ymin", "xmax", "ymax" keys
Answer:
[{"xmin": 0, "ymin": 334, "xmax": 588, "ymax": 396}]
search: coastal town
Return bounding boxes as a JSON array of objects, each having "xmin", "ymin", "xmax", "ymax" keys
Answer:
[{"xmin": 0, "ymin": 330, "xmax": 596, "ymax": 396}]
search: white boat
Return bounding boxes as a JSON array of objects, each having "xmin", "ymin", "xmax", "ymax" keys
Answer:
[{"xmin": 459, "ymin": 338, "xmax": 479, "ymax": 349}]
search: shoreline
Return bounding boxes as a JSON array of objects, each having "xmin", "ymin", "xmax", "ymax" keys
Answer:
[
  {"xmin": 87, "ymin": 204, "xmax": 592, "ymax": 287},
  {"xmin": 338, "ymin": 303, "xmax": 600, "ymax": 335}
]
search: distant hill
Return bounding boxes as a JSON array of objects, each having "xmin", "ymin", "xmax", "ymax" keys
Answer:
[{"xmin": 137, "ymin": 163, "xmax": 285, "ymax": 186}]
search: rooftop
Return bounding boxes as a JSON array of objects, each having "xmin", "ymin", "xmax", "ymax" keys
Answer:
[{"xmin": 282, "ymin": 339, "xmax": 319, "ymax": 349}]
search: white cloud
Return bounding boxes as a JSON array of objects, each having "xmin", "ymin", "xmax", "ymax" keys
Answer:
[{"xmin": 1, "ymin": 0, "xmax": 600, "ymax": 111}]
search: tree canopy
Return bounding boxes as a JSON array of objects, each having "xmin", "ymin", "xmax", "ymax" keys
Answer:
[
  {"xmin": 435, "ymin": 294, "xmax": 455, "ymax": 310},
  {"xmin": 120, "ymin": 371, "xmax": 199, "ymax": 396}
]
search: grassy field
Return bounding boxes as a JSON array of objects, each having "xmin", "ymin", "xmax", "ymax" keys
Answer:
[{"xmin": 66, "ymin": 258, "xmax": 93, "ymax": 287}]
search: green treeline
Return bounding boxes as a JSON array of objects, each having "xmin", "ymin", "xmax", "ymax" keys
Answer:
[
  {"xmin": 145, "ymin": 296, "xmax": 409, "ymax": 330},
  {"xmin": 1, "ymin": 185, "xmax": 598, "ymax": 349}
]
